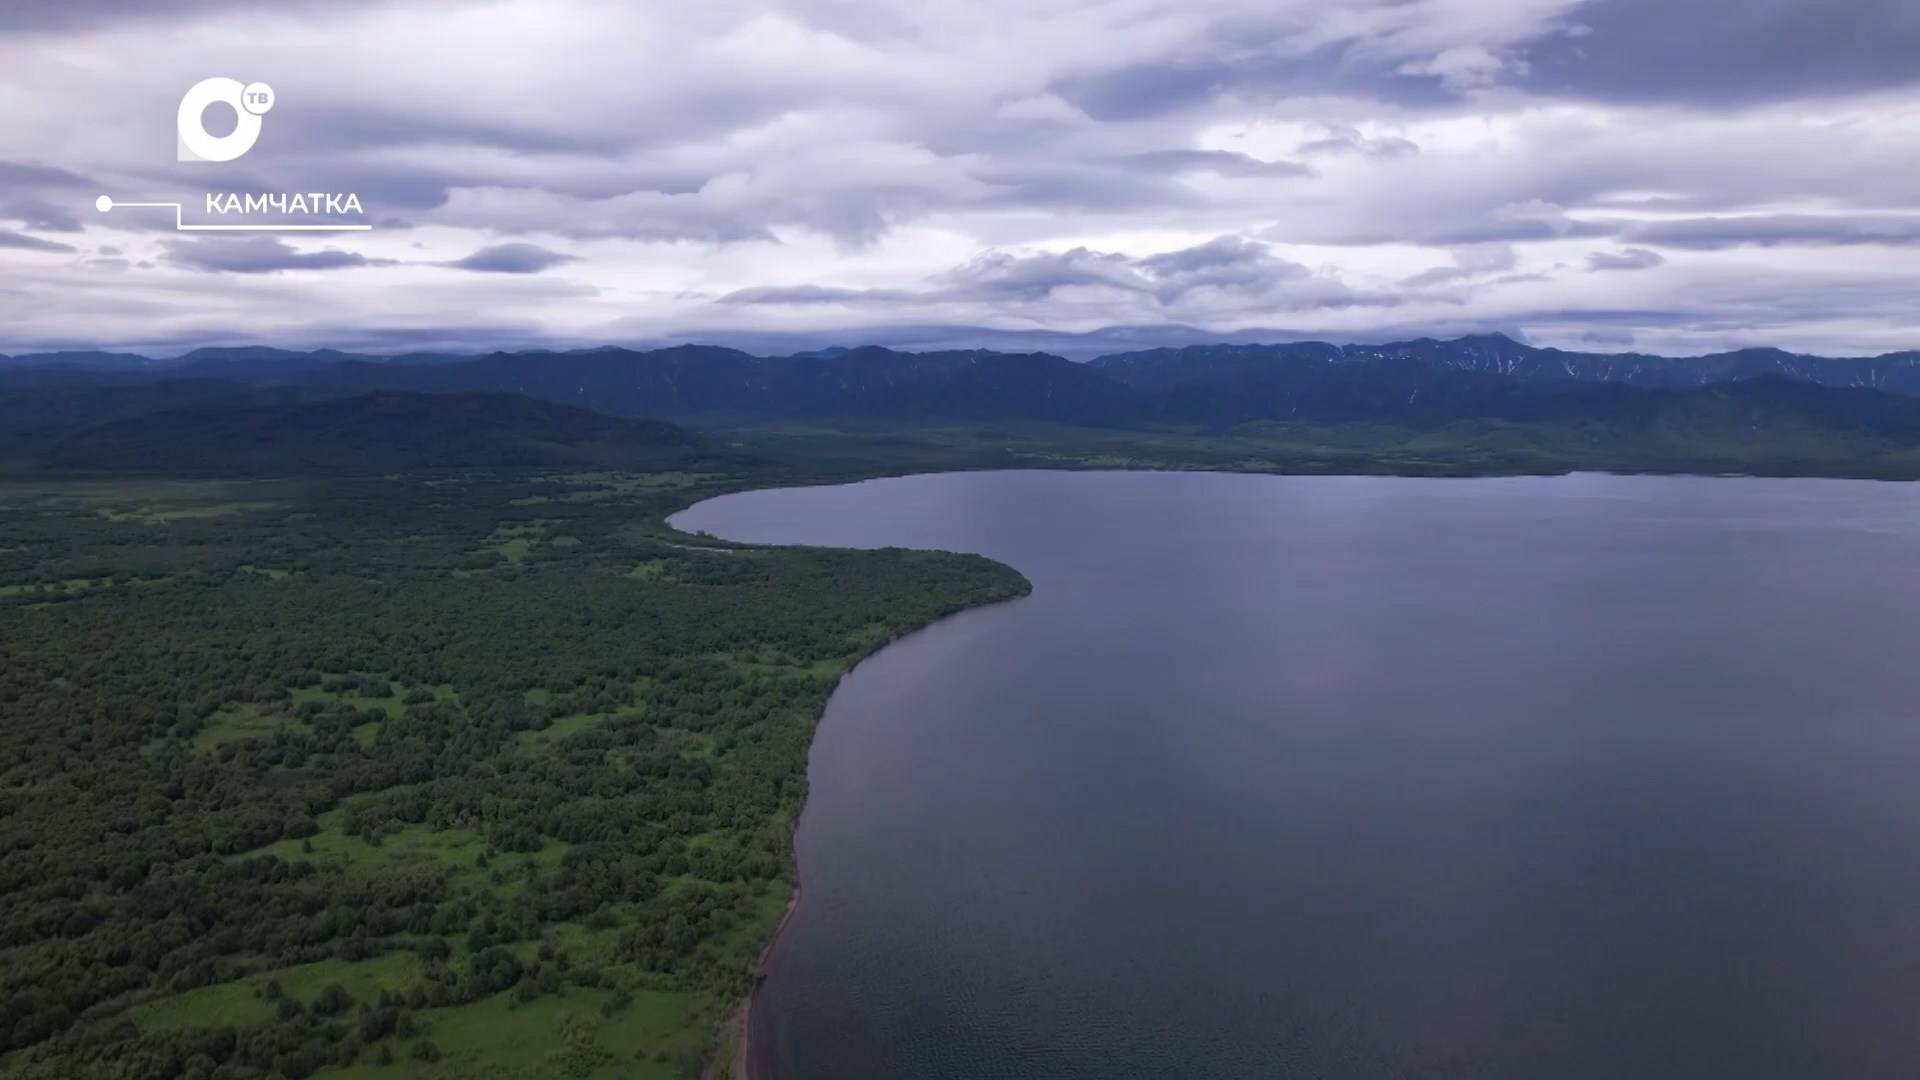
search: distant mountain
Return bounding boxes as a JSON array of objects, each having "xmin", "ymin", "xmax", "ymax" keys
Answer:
[
  {"xmin": 0, "ymin": 371, "xmax": 253, "ymax": 453},
  {"xmin": 168, "ymin": 346, "xmax": 384, "ymax": 382},
  {"xmin": 16, "ymin": 340, "xmax": 1919, "ymax": 438},
  {"xmin": 296, "ymin": 344, "xmax": 1139, "ymax": 423},
  {"xmin": 303, "ymin": 345, "xmax": 769, "ymax": 414},
  {"xmin": 13, "ymin": 332, "xmax": 1920, "ymax": 396},
  {"xmin": 0, "ymin": 346, "xmax": 475, "ymax": 380},
  {"xmin": 11, "ymin": 347, "xmax": 1920, "ymax": 478},
  {"xmin": 0, "ymin": 350, "xmax": 172, "ymax": 373},
  {"xmin": 45, "ymin": 392, "xmax": 710, "ymax": 474},
  {"xmin": 765, "ymin": 347, "xmax": 1135, "ymax": 422},
  {"xmin": 643, "ymin": 321, "xmax": 1305, "ymax": 360},
  {"xmin": 1092, "ymin": 334, "xmax": 1920, "ymax": 394},
  {"xmin": 277, "ymin": 342, "xmax": 1920, "ymax": 433},
  {"xmin": 12, "ymin": 332, "xmax": 1920, "ymax": 479}
]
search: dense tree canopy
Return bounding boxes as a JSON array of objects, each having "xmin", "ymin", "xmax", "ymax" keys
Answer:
[{"xmin": 0, "ymin": 471, "xmax": 1027, "ymax": 1079}]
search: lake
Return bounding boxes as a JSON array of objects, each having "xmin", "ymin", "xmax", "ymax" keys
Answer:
[{"xmin": 671, "ymin": 471, "xmax": 1920, "ymax": 1079}]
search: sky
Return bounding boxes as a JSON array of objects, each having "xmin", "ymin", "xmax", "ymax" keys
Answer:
[{"xmin": 1, "ymin": 0, "xmax": 1917, "ymax": 358}]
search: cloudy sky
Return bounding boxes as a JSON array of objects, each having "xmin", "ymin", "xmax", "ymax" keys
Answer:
[{"xmin": 1, "ymin": 0, "xmax": 1917, "ymax": 357}]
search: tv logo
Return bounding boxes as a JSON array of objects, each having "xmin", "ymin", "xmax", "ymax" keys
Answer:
[{"xmin": 177, "ymin": 78, "xmax": 275, "ymax": 163}]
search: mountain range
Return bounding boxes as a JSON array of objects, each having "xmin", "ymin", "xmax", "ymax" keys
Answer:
[
  {"xmin": 10, "ymin": 333, "xmax": 1920, "ymax": 395},
  {"xmin": 37, "ymin": 391, "xmax": 713, "ymax": 475},
  {"xmin": 8, "ymin": 333, "xmax": 1920, "ymax": 477}
]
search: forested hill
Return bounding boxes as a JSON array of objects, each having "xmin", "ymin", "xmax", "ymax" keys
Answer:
[
  {"xmin": 296, "ymin": 346, "xmax": 1135, "ymax": 424},
  {"xmin": 13, "ymin": 340, "xmax": 1920, "ymax": 436},
  {"xmin": 1090, "ymin": 335, "xmax": 1920, "ymax": 393},
  {"xmin": 11, "ymin": 333, "xmax": 1920, "ymax": 396},
  {"xmin": 231, "ymin": 345, "xmax": 1920, "ymax": 444},
  {"xmin": 41, "ymin": 392, "xmax": 713, "ymax": 475},
  {"xmin": 13, "ymin": 339, "xmax": 1920, "ymax": 479}
]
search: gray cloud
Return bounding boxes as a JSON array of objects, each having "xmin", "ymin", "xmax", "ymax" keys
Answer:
[
  {"xmin": 1137, "ymin": 236, "xmax": 1313, "ymax": 302},
  {"xmin": 1400, "ymin": 245, "xmax": 1520, "ymax": 288},
  {"xmin": 1587, "ymin": 247, "xmax": 1665, "ymax": 271},
  {"xmin": 0, "ymin": 229, "xmax": 75, "ymax": 253},
  {"xmin": 719, "ymin": 284, "xmax": 914, "ymax": 305},
  {"xmin": 1118, "ymin": 150, "xmax": 1312, "ymax": 179},
  {"xmin": 1625, "ymin": 214, "xmax": 1920, "ymax": 250},
  {"xmin": 161, "ymin": 236, "xmax": 381, "ymax": 273},
  {"xmin": 1055, "ymin": 61, "xmax": 1233, "ymax": 122},
  {"xmin": 1, "ymin": 0, "xmax": 1917, "ymax": 357},
  {"xmin": 1299, "ymin": 125, "xmax": 1419, "ymax": 158},
  {"xmin": 446, "ymin": 242, "xmax": 578, "ymax": 274},
  {"xmin": 0, "ymin": 161, "xmax": 93, "ymax": 187},
  {"xmin": 1524, "ymin": 0, "xmax": 1920, "ymax": 106},
  {"xmin": 1268, "ymin": 201, "xmax": 1619, "ymax": 248},
  {"xmin": 1049, "ymin": 30, "xmax": 1488, "ymax": 120},
  {"xmin": 0, "ymin": 197, "xmax": 82, "ymax": 232},
  {"xmin": 720, "ymin": 235, "xmax": 1388, "ymax": 317},
  {"xmin": 942, "ymin": 248, "xmax": 1144, "ymax": 301},
  {"xmin": 0, "ymin": 0, "xmax": 386, "ymax": 31},
  {"xmin": 972, "ymin": 166, "xmax": 1199, "ymax": 216},
  {"xmin": 934, "ymin": 237, "xmax": 1336, "ymax": 307}
]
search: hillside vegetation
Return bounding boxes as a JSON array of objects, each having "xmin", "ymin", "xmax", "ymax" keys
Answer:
[{"xmin": 11, "ymin": 343, "xmax": 1920, "ymax": 479}]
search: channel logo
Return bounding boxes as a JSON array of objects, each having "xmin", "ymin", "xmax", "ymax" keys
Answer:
[
  {"xmin": 176, "ymin": 77, "xmax": 275, "ymax": 163},
  {"xmin": 95, "ymin": 76, "xmax": 367, "ymax": 232}
]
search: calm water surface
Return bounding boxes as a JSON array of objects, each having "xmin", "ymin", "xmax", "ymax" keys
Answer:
[{"xmin": 671, "ymin": 471, "xmax": 1920, "ymax": 1079}]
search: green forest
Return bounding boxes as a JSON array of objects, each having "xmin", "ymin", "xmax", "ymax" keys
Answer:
[{"xmin": 0, "ymin": 469, "xmax": 1028, "ymax": 1080}]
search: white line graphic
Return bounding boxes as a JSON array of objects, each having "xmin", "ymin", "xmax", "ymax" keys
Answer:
[{"xmin": 94, "ymin": 197, "xmax": 373, "ymax": 232}]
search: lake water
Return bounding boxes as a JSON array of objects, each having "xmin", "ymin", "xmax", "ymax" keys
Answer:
[{"xmin": 671, "ymin": 471, "xmax": 1920, "ymax": 1079}]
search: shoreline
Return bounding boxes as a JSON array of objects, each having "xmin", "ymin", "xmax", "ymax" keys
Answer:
[
  {"xmin": 668, "ymin": 477, "xmax": 1035, "ymax": 1080},
  {"xmin": 706, "ymin": 878, "xmax": 799, "ymax": 1080},
  {"xmin": 711, "ymin": 592, "xmax": 1032, "ymax": 1080}
]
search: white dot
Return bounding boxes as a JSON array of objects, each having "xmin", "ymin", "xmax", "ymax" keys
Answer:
[
  {"xmin": 241, "ymin": 82, "xmax": 275, "ymax": 116},
  {"xmin": 94, "ymin": 195, "xmax": 113, "ymax": 213}
]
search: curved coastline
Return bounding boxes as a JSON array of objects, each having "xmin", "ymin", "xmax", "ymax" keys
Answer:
[
  {"xmin": 663, "ymin": 467, "xmax": 1756, "ymax": 1079},
  {"xmin": 666, "ymin": 469, "xmax": 1920, "ymax": 1078},
  {"xmin": 667, "ymin": 487, "xmax": 1033, "ymax": 1080}
]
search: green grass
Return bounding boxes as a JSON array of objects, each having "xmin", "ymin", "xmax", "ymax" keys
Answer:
[
  {"xmin": 712, "ymin": 885, "xmax": 791, "ymax": 958},
  {"xmin": 512, "ymin": 472, "xmax": 721, "ymax": 508},
  {"xmin": 517, "ymin": 712, "xmax": 602, "ymax": 748},
  {"xmin": 292, "ymin": 679, "xmax": 458, "ymax": 720},
  {"xmin": 126, "ymin": 952, "xmax": 425, "ymax": 1033},
  {"xmin": 318, "ymin": 986, "xmax": 717, "ymax": 1080},
  {"xmin": 0, "ymin": 477, "xmax": 273, "ymax": 513},
  {"xmin": 193, "ymin": 704, "xmax": 310, "ymax": 751},
  {"xmin": 0, "ymin": 576, "xmax": 112, "ymax": 597},
  {"xmin": 98, "ymin": 500, "xmax": 281, "ymax": 524},
  {"xmin": 477, "ymin": 522, "xmax": 556, "ymax": 565},
  {"xmin": 0, "ymin": 574, "xmax": 178, "ymax": 599},
  {"xmin": 122, "ymin": 977, "xmax": 269, "ymax": 1031},
  {"xmin": 252, "ymin": 811, "xmax": 487, "ymax": 872}
]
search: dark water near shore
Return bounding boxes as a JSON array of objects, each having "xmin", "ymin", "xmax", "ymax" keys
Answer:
[{"xmin": 672, "ymin": 471, "xmax": 1920, "ymax": 1079}]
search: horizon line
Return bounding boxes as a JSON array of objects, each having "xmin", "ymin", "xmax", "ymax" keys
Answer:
[{"xmin": 5, "ymin": 330, "xmax": 1920, "ymax": 366}]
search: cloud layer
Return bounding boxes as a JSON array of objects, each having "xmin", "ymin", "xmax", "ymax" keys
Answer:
[{"xmin": 0, "ymin": 0, "xmax": 1916, "ymax": 356}]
